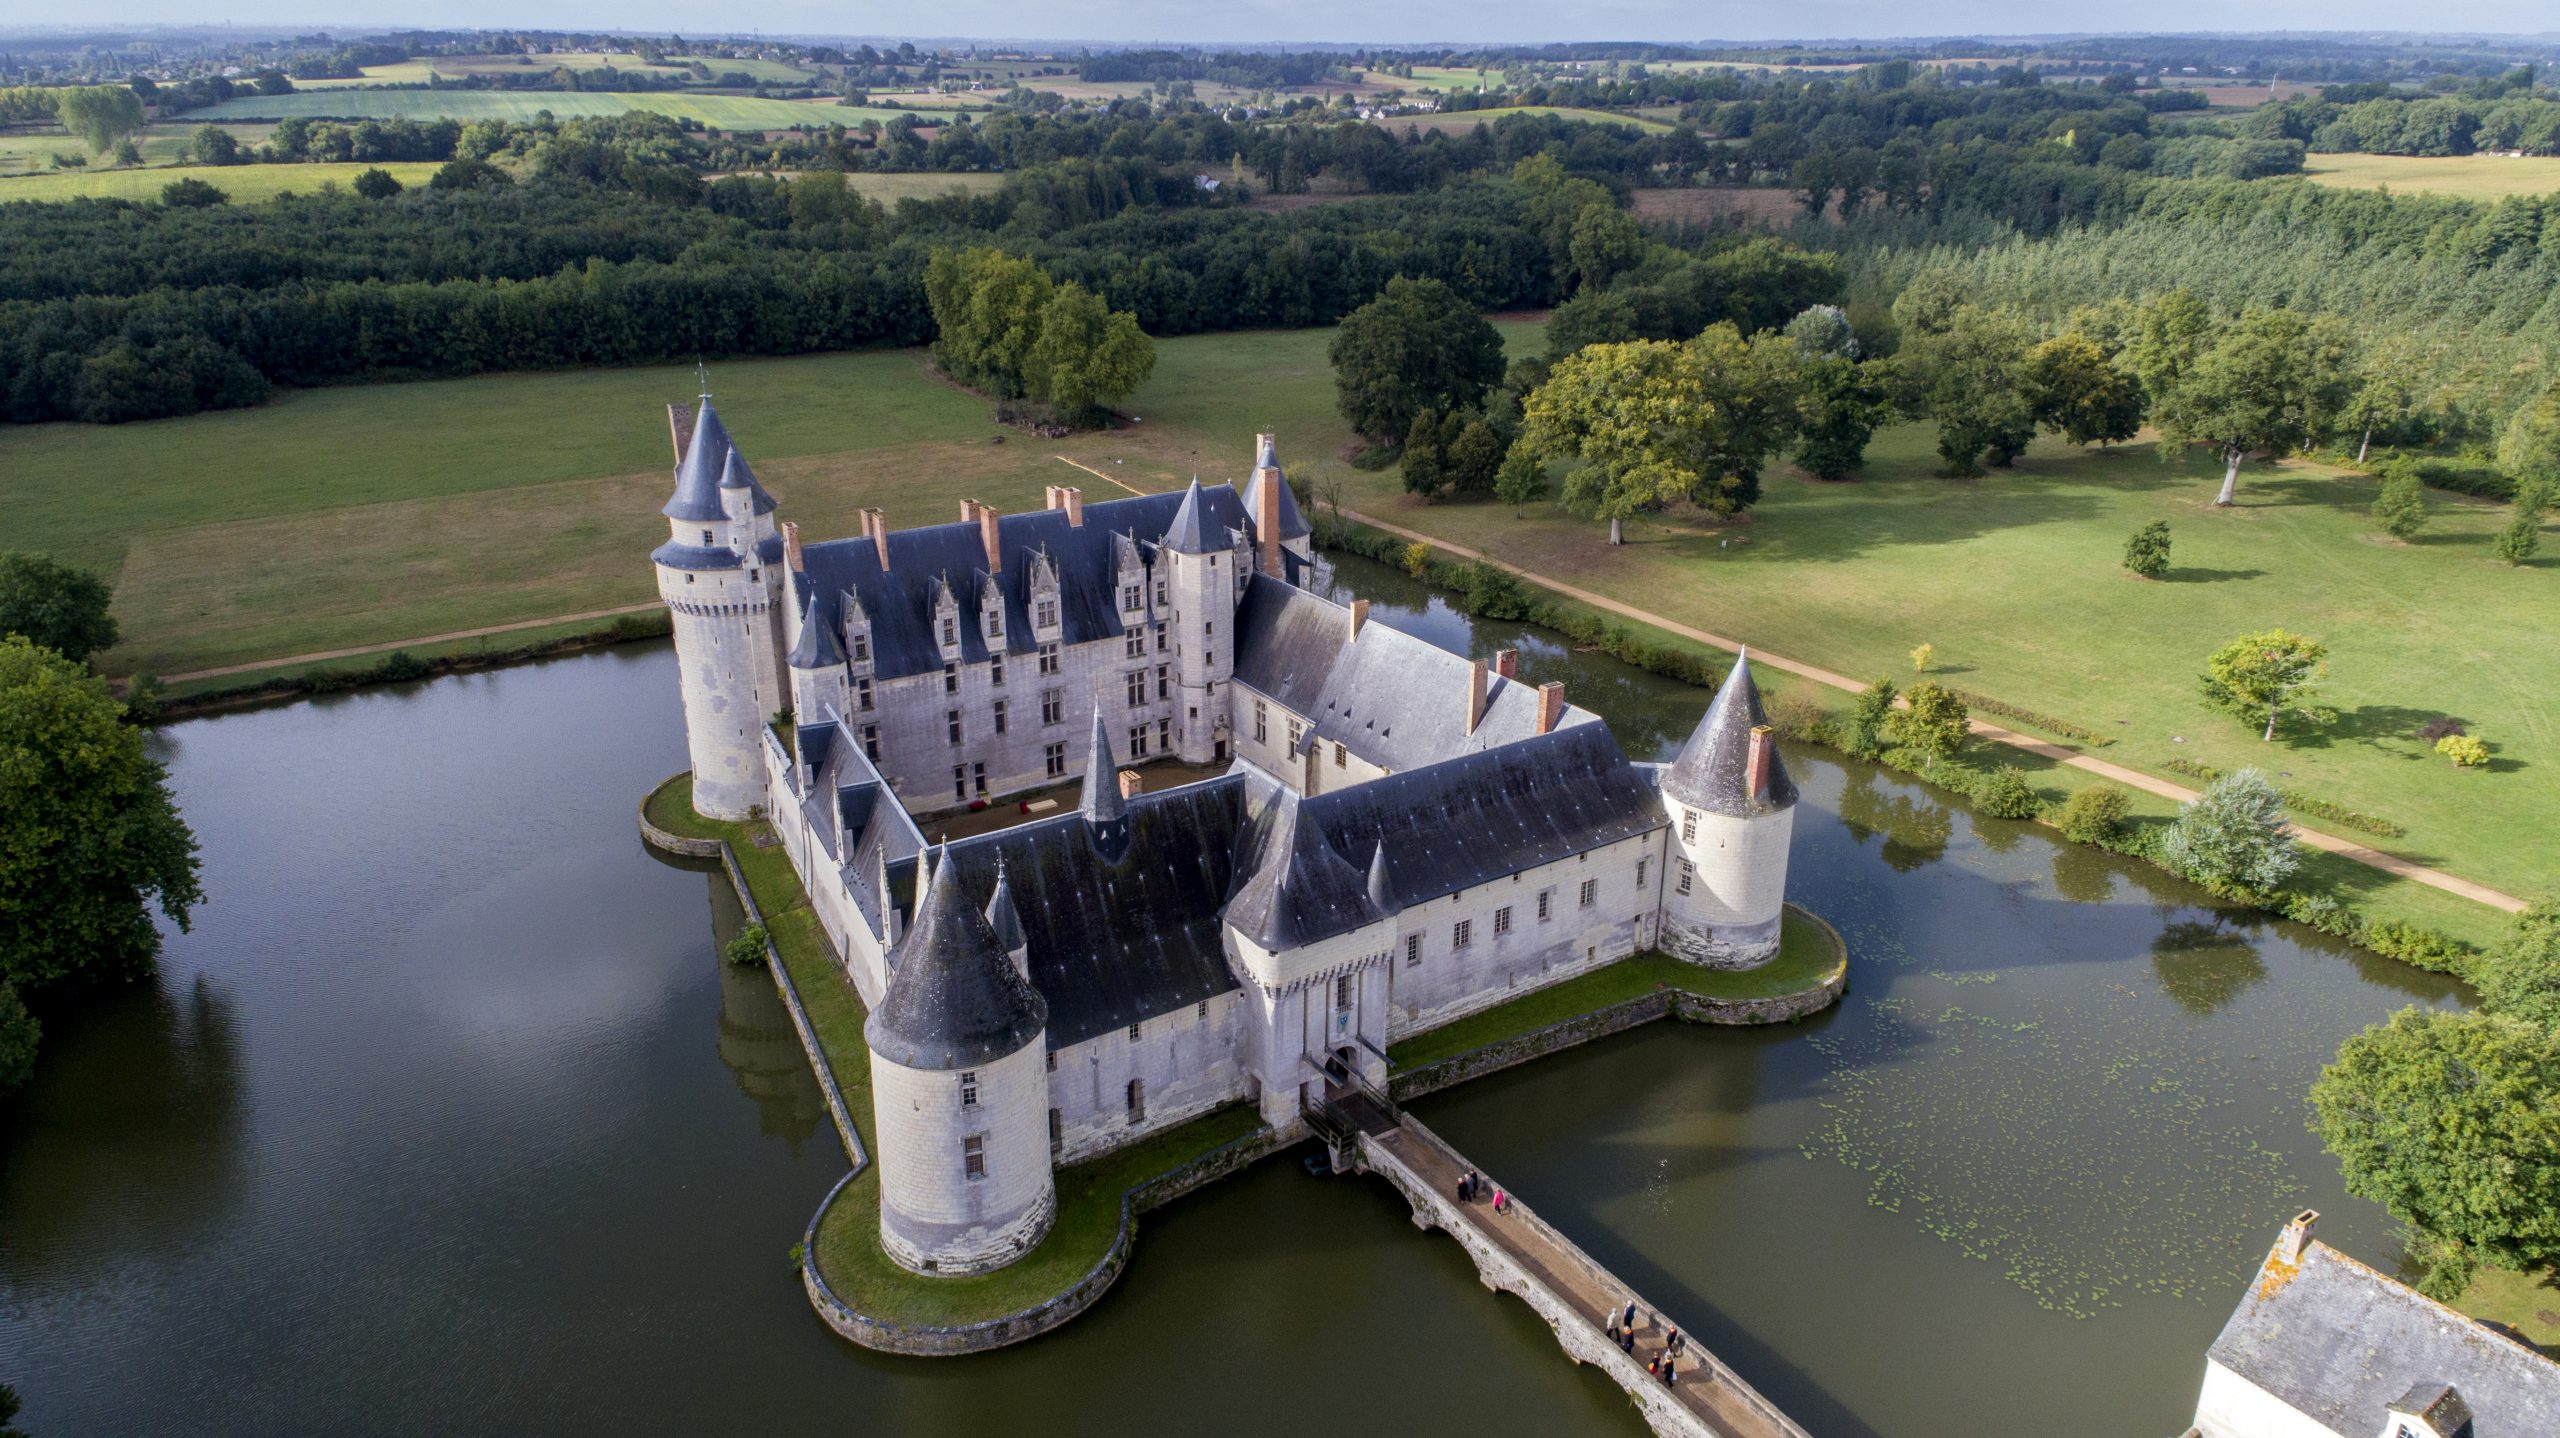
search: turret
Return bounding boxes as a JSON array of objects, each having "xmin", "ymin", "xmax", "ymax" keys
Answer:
[
  {"xmin": 1078, "ymin": 710, "xmax": 1130, "ymax": 863},
  {"xmin": 862, "ymin": 848, "xmax": 1055, "ymax": 1275},
  {"xmin": 653, "ymin": 394, "xmax": 788, "ymax": 821},
  {"xmin": 1159, "ymin": 478, "xmax": 1236, "ymax": 764},
  {"xmin": 786, "ymin": 577, "xmax": 852, "ymax": 723},
  {"xmin": 1240, "ymin": 432, "xmax": 1314, "ymax": 579},
  {"xmin": 1659, "ymin": 651, "xmax": 1798, "ymax": 968}
]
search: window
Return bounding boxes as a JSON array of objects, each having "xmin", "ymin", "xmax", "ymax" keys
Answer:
[
  {"xmin": 1254, "ymin": 700, "xmax": 1268, "ymax": 743},
  {"xmin": 1494, "ymin": 906, "xmax": 1512, "ymax": 936},
  {"xmin": 989, "ymin": 652, "xmax": 1004, "ymax": 686},
  {"xmin": 992, "ymin": 699, "xmax": 1008, "ymax": 735},
  {"xmin": 1636, "ymin": 858, "xmax": 1649, "ymax": 888},
  {"xmin": 1046, "ymin": 1049, "xmax": 1057, "ymax": 1073},
  {"xmin": 1682, "ymin": 809, "xmax": 1697, "ymax": 842},
  {"xmin": 1678, "ymin": 860, "xmax": 1694, "ymax": 896},
  {"xmin": 1334, "ymin": 974, "xmax": 1353, "ymax": 1009},
  {"xmin": 1287, "ymin": 719, "xmax": 1303, "ymax": 750},
  {"xmin": 851, "ymin": 632, "xmax": 869, "ymax": 663},
  {"xmin": 1579, "ymin": 879, "xmax": 1597, "ymax": 908},
  {"xmin": 1206, "ymin": 650, "xmax": 1215, "ymax": 669},
  {"xmin": 1196, "ymin": 1000, "xmax": 1209, "ymax": 1021},
  {"xmin": 1049, "ymin": 1108, "xmax": 1062, "ymax": 1148},
  {"xmin": 1205, "ymin": 620, "xmax": 1214, "ymax": 636},
  {"xmin": 1126, "ymin": 670, "xmax": 1146, "ymax": 708},
  {"xmin": 1156, "ymin": 717, "xmax": 1170, "ymax": 753},
  {"xmin": 1128, "ymin": 1022, "xmax": 1142, "ymax": 1043},
  {"xmin": 986, "ymin": 609, "xmax": 1002, "ymax": 638},
  {"xmin": 960, "ymin": 1071, "xmax": 979, "ymax": 1107},
  {"xmin": 1126, "ymin": 1078, "xmax": 1145, "ymax": 1124},
  {"xmin": 1126, "ymin": 631, "xmax": 1145, "ymax": 659},
  {"xmin": 702, "ymin": 529, "xmax": 713, "ymax": 545},
  {"xmin": 1333, "ymin": 742, "xmax": 1347, "ymax": 769},
  {"xmin": 1155, "ymin": 625, "xmax": 1169, "ymax": 654},
  {"xmin": 944, "ymin": 663, "xmax": 959, "ymax": 694},
  {"xmin": 972, "ymin": 761, "xmax": 987, "ymax": 797},
  {"xmin": 1452, "ymin": 919, "xmax": 1473, "ymax": 949},
  {"xmin": 856, "ymin": 677, "xmax": 874, "ymax": 712},
  {"xmin": 1038, "ymin": 642, "xmax": 1061, "ymax": 675},
  {"xmin": 1123, "ymin": 583, "xmax": 1142, "ymax": 611},
  {"xmin": 1537, "ymin": 890, "xmax": 1552, "ymax": 921},
  {"xmin": 1035, "ymin": 597, "xmax": 1058, "ymax": 629},
  {"xmin": 1404, "ymin": 934, "xmax": 1422, "ymax": 967},
  {"xmin": 1041, "ymin": 689, "xmax": 1063, "ymax": 726},
  {"xmin": 1045, "ymin": 742, "xmax": 1067, "ymax": 778},
  {"xmin": 1154, "ymin": 580, "xmax": 1167, "ymax": 606},
  {"xmin": 1156, "ymin": 666, "xmax": 1169, "ymax": 701},
  {"xmin": 862, "ymin": 725, "xmax": 880, "ymax": 762},
  {"xmin": 1128, "ymin": 725, "xmax": 1149, "ymax": 758},
  {"xmin": 947, "ymin": 710, "xmax": 963, "ymax": 745},
  {"xmin": 953, "ymin": 766, "xmax": 967, "ymax": 801},
  {"xmin": 963, "ymin": 1134, "xmax": 985, "ymax": 1181},
  {"xmin": 941, "ymin": 617, "xmax": 957, "ymax": 647}
]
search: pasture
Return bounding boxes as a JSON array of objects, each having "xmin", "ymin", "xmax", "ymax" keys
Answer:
[
  {"xmin": 294, "ymin": 52, "xmax": 820, "ymax": 87},
  {"xmin": 2304, "ymin": 151, "xmax": 2560, "ymax": 199},
  {"xmin": 0, "ymin": 160, "xmax": 446, "ymax": 203},
  {"xmin": 1369, "ymin": 106, "xmax": 1677, "ymax": 136},
  {"xmin": 190, "ymin": 91, "xmax": 963, "ymax": 130}
]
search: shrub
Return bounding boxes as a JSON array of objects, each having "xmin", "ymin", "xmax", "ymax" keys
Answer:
[
  {"xmin": 724, "ymin": 922, "xmax": 769, "ymax": 967},
  {"xmin": 2474, "ymin": 893, "xmax": 2560, "ymax": 1029},
  {"xmin": 2162, "ymin": 768, "xmax": 2299, "ymax": 893},
  {"xmin": 1451, "ymin": 562, "xmax": 1531, "ymax": 620},
  {"xmin": 1909, "ymin": 642, "xmax": 1934, "ymax": 673},
  {"xmin": 1974, "ymin": 765, "xmax": 2042, "ymax": 820},
  {"xmin": 373, "ymin": 649, "xmax": 432, "ymax": 683},
  {"xmin": 1401, "ymin": 541, "xmax": 1432, "ymax": 579},
  {"xmin": 2057, "ymin": 782, "xmax": 2132, "ymax": 844},
  {"xmin": 1767, "ymin": 690, "xmax": 1836, "ymax": 745},
  {"xmin": 2362, "ymin": 919, "xmax": 2470, "ymax": 975},
  {"xmin": 2436, "ymin": 733, "xmax": 2489, "ymax": 768},
  {"xmin": 160, "ymin": 176, "xmax": 227, "ymax": 207},
  {"xmin": 2123, "ymin": 520, "xmax": 2171, "ymax": 578},
  {"xmin": 2491, "ymin": 511, "xmax": 2541, "ymax": 564},
  {"xmin": 351, "ymin": 166, "xmax": 404, "ymax": 199},
  {"xmin": 2371, "ymin": 465, "xmax": 2428, "ymax": 538}
]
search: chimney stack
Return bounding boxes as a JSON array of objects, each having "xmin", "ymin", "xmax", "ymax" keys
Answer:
[
  {"xmin": 866, "ymin": 508, "xmax": 890, "ymax": 570},
  {"xmin": 978, "ymin": 505, "xmax": 1003, "ymax": 573},
  {"xmin": 667, "ymin": 403, "xmax": 695, "ymax": 464},
  {"xmin": 1465, "ymin": 658, "xmax": 1489, "ymax": 735},
  {"xmin": 1063, "ymin": 487, "xmax": 1084, "ymax": 528},
  {"xmin": 2274, "ymin": 1210, "xmax": 2318, "ymax": 1266},
  {"xmin": 1493, "ymin": 648, "xmax": 1518, "ymax": 680},
  {"xmin": 1045, "ymin": 484, "xmax": 1065, "ymax": 511},
  {"xmin": 1536, "ymin": 681, "xmax": 1566, "ymax": 735},
  {"xmin": 781, "ymin": 520, "xmax": 804, "ymax": 571},
  {"xmin": 1256, "ymin": 438, "xmax": 1283, "ymax": 579},
  {"xmin": 1349, "ymin": 598, "xmax": 1370, "ymax": 641},
  {"xmin": 1117, "ymin": 769, "xmax": 1143, "ymax": 801},
  {"xmin": 961, "ymin": 498, "xmax": 983, "ymax": 524},
  {"xmin": 1746, "ymin": 724, "xmax": 1774, "ymax": 801}
]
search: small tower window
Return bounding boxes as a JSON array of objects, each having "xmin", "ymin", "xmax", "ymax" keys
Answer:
[
  {"xmin": 1128, "ymin": 1022, "xmax": 1142, "ymax": 1043},
  {"xmin": 944, "ymin": 663, "xmax": 959, "ymax": 694},
  {"xmin": 1537, "ymin": 890, "xmax": 1553, "ymax": 921},
  {"xmin": 948, "ymin": 710, "xmax": 963, "ymax": 745},
  {"xmin": 851, "ymin": 633, "xmax": 869, "ymax": 662},
  {"xmin": 1036, "ymin": 597, "xmax": 1058, "ymax": 628},
  {"xmin": 1404, "ymin": 935, "xmax": 1421, "ymax": 967},
  {"xmin": 1156, "ymin": 625, "xmax": 1169, "ymax": 654},
  {"xmin": 1678, "ymin": 860, "xmax": 1695, "ymax": 896},
  {"xmin": 1333, "ymin": 742, "xmax": 1346, "ymax": 769},
  {"xmin": 702, "ymin": 529, "xmax": 713, "ymax": 545},
  {"xmin": 1156, "ymin": 666, "xmax": 1169, "ymax": 701},
  {"xmin": 1126, "ymin": 1078, "xmax": 1145, "ymax": 1124},
  {"xmin": 1049, "ymin": 1109, "xmax": 1062, "ymax": 1150},
  {"xmin": 963, "ymin": 1134, "xmax": 986, "ymax": 1181},
  {"xmin": 856, "ymin": 677, "xmax": 873, "ymax": 711},
  {"xmin": 861, "ymin": 725, "xmax": 880, "ymax": 761},
  {"xmin": 1334, "ymin": 974, "xmax": 1353, "ymax": 1009},
  {"xmin": 1682, "ymin": 809, "xmax": 1698, "ymax": 842},
  {"xmin": 989, "ymin": 652, "xmax": 1004, "ymax": 686},
  {"xmin": 960, "ymin": 1071, "xmax": 979, "ymax": 1107},
  {"xmin": 1636, "ymin": 858, "xmax": 1649, "ymax": 888}
]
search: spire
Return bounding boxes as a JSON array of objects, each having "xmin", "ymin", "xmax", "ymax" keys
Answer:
[
  {"xmin": 1366, "ymin": 839, "xmax": 1399, "ymax": 915},
  {"xmin": 985, "ymin": 855, "xmax": 1026, "ymax": 957},
  {"xmin": 788, "ymin": 585, "xmax": 846, "ymax": 669},
  {"xmin": 864, "ymin": 847, "xmax": 1048, "ymax": 1071},
  {"xmin": 719, "ymin": 445, "xmax": 779, "ymax": 516},
  {"xmin": 1161, "ymin": 477, "xmax": 1219, "ymax": 555},
  {"xmin": 1662, "ymin": 649, "xmax": 1798, "ymax": 818},
  {"xmin": 663, "ymin": 397, "xmax": 733, "ymax": 522},
  {"xmin": 1078, "ymin": 710, "xmax": 1131, "ymax": 861}
]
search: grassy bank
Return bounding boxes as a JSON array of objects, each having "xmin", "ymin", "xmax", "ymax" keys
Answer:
[{"xmin": 1388, "ymin": 909, "xmax": 1846, "ymax": 1073}]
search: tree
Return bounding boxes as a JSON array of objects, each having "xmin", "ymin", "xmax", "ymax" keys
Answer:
[
  {"xmin": 2493, "ymin": 486, "xmax": 2545, "ymax": 564},
  {"xmin": 1494, "ymin": 447, "xmax": 1547, "ymax": 516},
  {"xmin": 1791, "ymin": 355, "xmax": 1890, "ymax": 479},
  {"xmin": 2150, "ymin": 306, "xmax": 2357, "ymax": 506},
  {"xmin": 2370, "ymin": 461, "xmax": 2427, "ymax": 539},
  {"xmin": 189, "ymin": 124, "xmax": 241, "ymax": 166},
  {"xmin": 0, "ymin": 1378, "xmax": 25, "ymax": 1438},
  {"xmin": 2310, "ymin": 1009, "xmax": 2560, "ymax": 1297},
  {"xmin": 1328, "ymin": 276, "xmax": 1507, "ymax": 444},
  {"xmin": 1027, "ymin": 283, "xmax": 1154, "ymax": 425},
  {"xmin": 2496, "ymin": 381, "xmax": 2560, "ymax": 490},
  {"xmin": 2474, "ymin": 892, "xmax": 2560, "ymax": 1030},
  {"xmin": 1975, "ymin": 765, "xmax": 2041, "ymax": 820},
  {"xmin": 2124, "ymin": 520, "xmax": 2171, "ymax": 579},
  {"xmin": 160, "ymin": 177, "xmax": 227, "ymax": 208},
  {"xmin": 111, "ymin": 138, "xmax": 142, "ymax": 167},
  {"xmin": 2161, "ymin": 768, "xmax": 2298, "ymax": 890},
  {"xmin": 1517, "ymin": 325, "xmax": 1802, "ymax": 544},
  {"xmin": 2057, "ymin": 782, "xmax": 2131, "ymax": 844},
  {"xmin": 351, "ymin": 166, "xmax": 404, "ymax": 199},
  {"xmin": 2201, "ymin": 628, "xmax": 2330, "ymax": 741},
  {"xmin": 2436, "ymin": 733, "xmax": 2489, "ymax": 768},
  {"xmin": 1890, "ymin": 680, "xmax": 1969, "ymax": 770},
  {"xmin": 1783, "ymin": 304, "xmax": 1860, "ymax": 359},
  {"xmin": 2023, "ymin": 333, "xmax": 2144, "ymax": 448},
  {"xmin": 1566, "ymin": 203, "xmax": 1643, "ymax": 293},
  {"xmin": 1401, "ymin": 409, "xmax": 1452, "ymax": 499},
  {"xmin": 1444, "ymin": 419, "xmax": 1505, "ymax": 497},
  {"xmin": 923, "ymin": 246, "xmax": 1054, "ymax": 398},
  {"xmin": 1899, "ymin": 305, "xmax": 2036, "ymax": 476},
  {"xmin": 0, "ymin": 637, "xmax": 201, "ymax": 1021},
  {"xmin": 54, "ymin": 85, "xmax": 145, "ymax": 155},
  {"xmin": 0, "ymin": 553, "xmax": 119, "ymax": 664},
  {"xmin": 2122, "ymin": 288, "xmax": 2215, "ymax": 401},
  {"xmin": 1844, "ymin": 678, "xmax": 1897, "ymax": 759}
]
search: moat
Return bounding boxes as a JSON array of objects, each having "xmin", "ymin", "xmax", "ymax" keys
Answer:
[{"xmin": 0, "ymin": 554, "xmax": 2462, "ymax": 1438}]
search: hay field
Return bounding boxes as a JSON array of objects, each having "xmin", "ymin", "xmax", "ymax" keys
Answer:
[
  {"xmin": 191, "ymin": 91, "xmax": 956, "ymax": 130},
  {"xmin": 2304, "ymin": 151, "xmax": 2560, "ymax": 199},
  {"xmin": 0, "ymin": 160, "xmax": 445, "ymax": 203},
  {"xmin": 1370, "ymin": 106, "xmax": 1676, "ymax": 136}
]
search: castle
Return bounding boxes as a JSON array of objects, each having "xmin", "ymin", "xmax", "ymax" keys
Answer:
[{"xmin": 653, "ymin": 396, "xmax": 1799, "ymax": 1277}]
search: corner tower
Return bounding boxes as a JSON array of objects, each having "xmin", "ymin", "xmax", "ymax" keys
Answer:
[
  {"xmin": 1659, "ymin": 652, "xmax": 1797, "ymax": 968},
  {"xmin": 1159, "ymin": 478, "xmax": 1237, "ymax": 765},
  {"xmin": 654, "ymin": 396, "xmax": 787, "ymax": 821},
  {"xmin": 863, "ymin": 849, "xmax": 1055, "ymax": 1275}
]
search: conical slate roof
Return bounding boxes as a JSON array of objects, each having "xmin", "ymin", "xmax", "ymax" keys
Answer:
[
  {"xmin": 788, "ymin": 584, "xmax": 846, "ymax": 669},
  {"xmin": 985, "ymin": 856, "xmax": 1026, "ymax": 955},
  {"xmin": 1078, "ymin": 708, "xmax": 1124, "ymax": 823},
  {"xmin": 1662, "ymin": 651, "xmax": 1797, "ymax": 818},
  {"xmin": 1243, "ymin": 438, "xmax": 1313, "ymax": 541},
  {"xmin": 718, "ymin": 446, "xmax": 779, "ymax": 516},
  {"xmin": 1161, "ymin": 478, "xmax": 1221, "ymax": 555},
  {"xmin": 865, "ymin": 847, "xmax": 1047, "ymax": 1070},
  {"xmin": 1365, "ymin": 839, "xmax": 1399, "ymax": 915},
  {"xmin": 1224, "ymin": 788, "xmax": 1382, "ymax": 951},
  {"xmin": 663, "ymin": 398, "xmax": 734, "ymax": 522}
]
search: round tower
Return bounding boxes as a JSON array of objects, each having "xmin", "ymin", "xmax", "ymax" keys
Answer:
[
  {"xmin": 1659, "ymin": 652, "xmax": 1798, "ymax": 968},
  {"xmin": 1158, "ymin": 478, "xmax": 1238, "ymax": 765},
  {"xmin": 863, "ymin": 847, "xmax": 1055, "ymax": 1276},
  {"xmin": 653, "ymin": 396, "xmax": 787, "ymax": 821}
]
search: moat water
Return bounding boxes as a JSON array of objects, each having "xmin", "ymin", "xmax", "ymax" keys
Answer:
[{"xmin": 0, "ymin": 555, "xmax": 2462, "ymax": 1437}]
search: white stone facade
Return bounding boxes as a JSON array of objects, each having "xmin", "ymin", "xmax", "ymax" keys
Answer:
[
  {"xmin": 1661, "ymin": 805, "xmax": 1794, "ymax": 968},
  {"xmin": 871, "ymin": 1041, "xmax": 1056, "ymax": 1276}
]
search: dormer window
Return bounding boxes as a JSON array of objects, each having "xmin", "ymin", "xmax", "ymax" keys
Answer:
[
  {"xmin": 941, "ymin": 617, "xmax": 957, "ymax": 646},
  {"xmin": 1123, "ymin": 583, "xmax": 1142, "ymax": 611},
  {"xmin": 1035, "ymin": 597, "xmax": 1058, "ymax": 629},
  {"xmin": 851, "ymin": 632, "xmax": 869, "ymax": 663},
  {"xmin": 985, "ymin": 608, "xmax": 1003, "ymax": 638}
]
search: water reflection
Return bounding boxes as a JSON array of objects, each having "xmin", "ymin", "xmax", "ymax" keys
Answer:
[{"xmin": 2149, "ymin": 916, "xmax": 2270, "ymax": 1016}]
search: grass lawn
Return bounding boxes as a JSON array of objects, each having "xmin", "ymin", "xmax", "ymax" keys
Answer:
[
  {"xmin": 192, "ymin": 91, "xmax": 965, "ymax": 129},
  {"xmin": 2458, "ymin": 1264, "xmax": 2560, "ymax": 1359},
  {"xmin": 2304, "ymin": 152, "xmax": 2560, "ymax": 200},
  {"xmin": 0, "ymin": 160, "xmax": 446, "ymax": 204},
  {"xmin": 1388, "ymin": 909, "xmax": 1845, "ymax": 1072}
]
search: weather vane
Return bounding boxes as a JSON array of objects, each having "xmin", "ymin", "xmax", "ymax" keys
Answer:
[{"xmin": 696, "ymin": 360, "xmax": 711, "ymax": 399}]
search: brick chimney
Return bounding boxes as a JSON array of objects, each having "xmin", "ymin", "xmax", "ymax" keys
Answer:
[
  {"xmin": 961, "ymin": 498, "xmax": 982, "ymax": 524},
  {"xmin": 978, "ymin": 506, "xmax": 1003, "ymax": 573},
  {"xmin": 1062, "ymin": 487, "xmax": 1084, "ymax": 528},
  {"xmin": 1465, "ymin": 658, "xmax": 1489, "ymax": 735},
  {"xmin": 1117, "ymin": 769, "xmax": 1143, "ymax": 801},
  {"xmin": 1045, "ymin": 484, "xmax": 1065, "ymax": 511},
  {"xmin": 1746, "ymin": 724, "xmax": 1774, "ymax": 801},
  {"xmin": 1256, "ymin": 464, "xmax": 1282, "ymax": 579},
  {"xmin": 866, "ymin": 508, "xmax": 890, "ymax": 570},
  {"xmin": 1536, "ymin": 681, "xmax": 1566, "ymax": 734},
  {"xmin": 667, "ymin": 403, "xmax": 695, "ymax": 464},
  {"xmin": 1349, "ymin": 598, "xmax": 1370, "ymax": 641},
  {"xmin": 2274, "ymin": 1209, "xmax": 2318, "ymax": 1266},
  {"xmin": 781, "ymin": 520, "xmax": 804, "ymax": 572},
  {"xmin": 1493, "ymin": 648, "xmax": 1518, "ymax": 680}
]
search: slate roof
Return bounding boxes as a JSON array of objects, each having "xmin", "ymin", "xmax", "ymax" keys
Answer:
[
  {"xmin": 1161, "ymin": 478, "xmax": 1224, "ymax": 555},
  {"xmin": 864, "ymin": 844, "xmax": 1050, "ymax": 1070},
  {"xmin": 788, "ymin": 580, "xmax": 845, "ymax": 668},
  {"xmin": 1661, "ymin": 652, "xmax": 1797, "ymax": 818},
  {"xmin": 2207, "ymin": 1237, "xmax": 2560, "ymax": 1438},
  {"xmin": 794, "ymin": 485, "xmax": 1253, "ymax": 682},
  {"xmin": 663, "ymin": 398, "xmax": 734, "ymax": 522},
  {"xmin": 1229, "ymin": 575, "xmax": 1600, "ymax": 774},
  {"xmin": 1224, "ymin": 785, "xmax": 1387, "ymax": 951},
  {"xmin": 928, "ymin": 777, "xmax": 1254, "ymax": 1049},
  {"xmin": 1242, "ymin": 437, "xmax": 1313, "ymax": 541}
]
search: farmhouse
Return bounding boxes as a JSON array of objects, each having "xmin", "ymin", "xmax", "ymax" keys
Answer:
[{"xmin": 651, "ymin": 395, "xmax": 1803, "ymax": 1275}]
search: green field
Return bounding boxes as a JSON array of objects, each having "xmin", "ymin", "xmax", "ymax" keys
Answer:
[
  {"xmin": 1371, "ymin": 106, "xmax": 1677, "ymax": 136},
  {"xmin": 2305, "ymin": 151, "xmax": 2560, "ymax": 199},
  {"xmin": 294, "ymin": 51, "xmax": 820, "ymax": 87},
  {"xmin": 190, "ymin": 91, "xmax": 958, "ymax": 130},
  {"xmin": 0, "ymin": 160, "xmax": 446, "ymax": 203},
  {"xmin": 0, "ymin": 122, "xmax": 268, "ymax": 177},
  {"xmin": 706, "ymin": 171, "xmax": 1005, "ymax": 200}
]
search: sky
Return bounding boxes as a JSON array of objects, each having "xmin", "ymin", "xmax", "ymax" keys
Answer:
[{"xmin": 29, "ymin": 4, "xmax": 2560, "ymax": 46}]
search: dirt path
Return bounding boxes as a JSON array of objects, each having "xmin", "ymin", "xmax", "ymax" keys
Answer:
[
  {"xmin": 1333, "ymin": 504, "xmax": 2527, "ymax": 916},
  {"xmin": 154, "ymin": 603, "xmax": 664, "ymax": 685},
  {"xmin": 1050, "ymin": 453, "xmax": 1154, "ymax": 497}
]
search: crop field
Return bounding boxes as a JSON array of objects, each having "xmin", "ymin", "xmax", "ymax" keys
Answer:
[
  {"xmin": 0, "ymin": 122, "xmax": 265, "ymax": 176},
  {"xmin": 1631, "ymin": 186, "xmax": 1812, "ymax": 228},
  {"xmin": 190, "ymin": 91, "xmax": 958, "ymax": 130},
  {"xmin": 0, "ymin": 160, "xmax": 446, "ymax": 203},
  {"xmin": 1369, "ymin": 106, "xmax": 1677, "ymax": 136},
  {"xmin": 293, "ymin": 51, "xmax": 821, "ymax": 88},
  {"xmin": 2304, "ymin": 151, "xmax": 2560, "ymax": 199}
]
